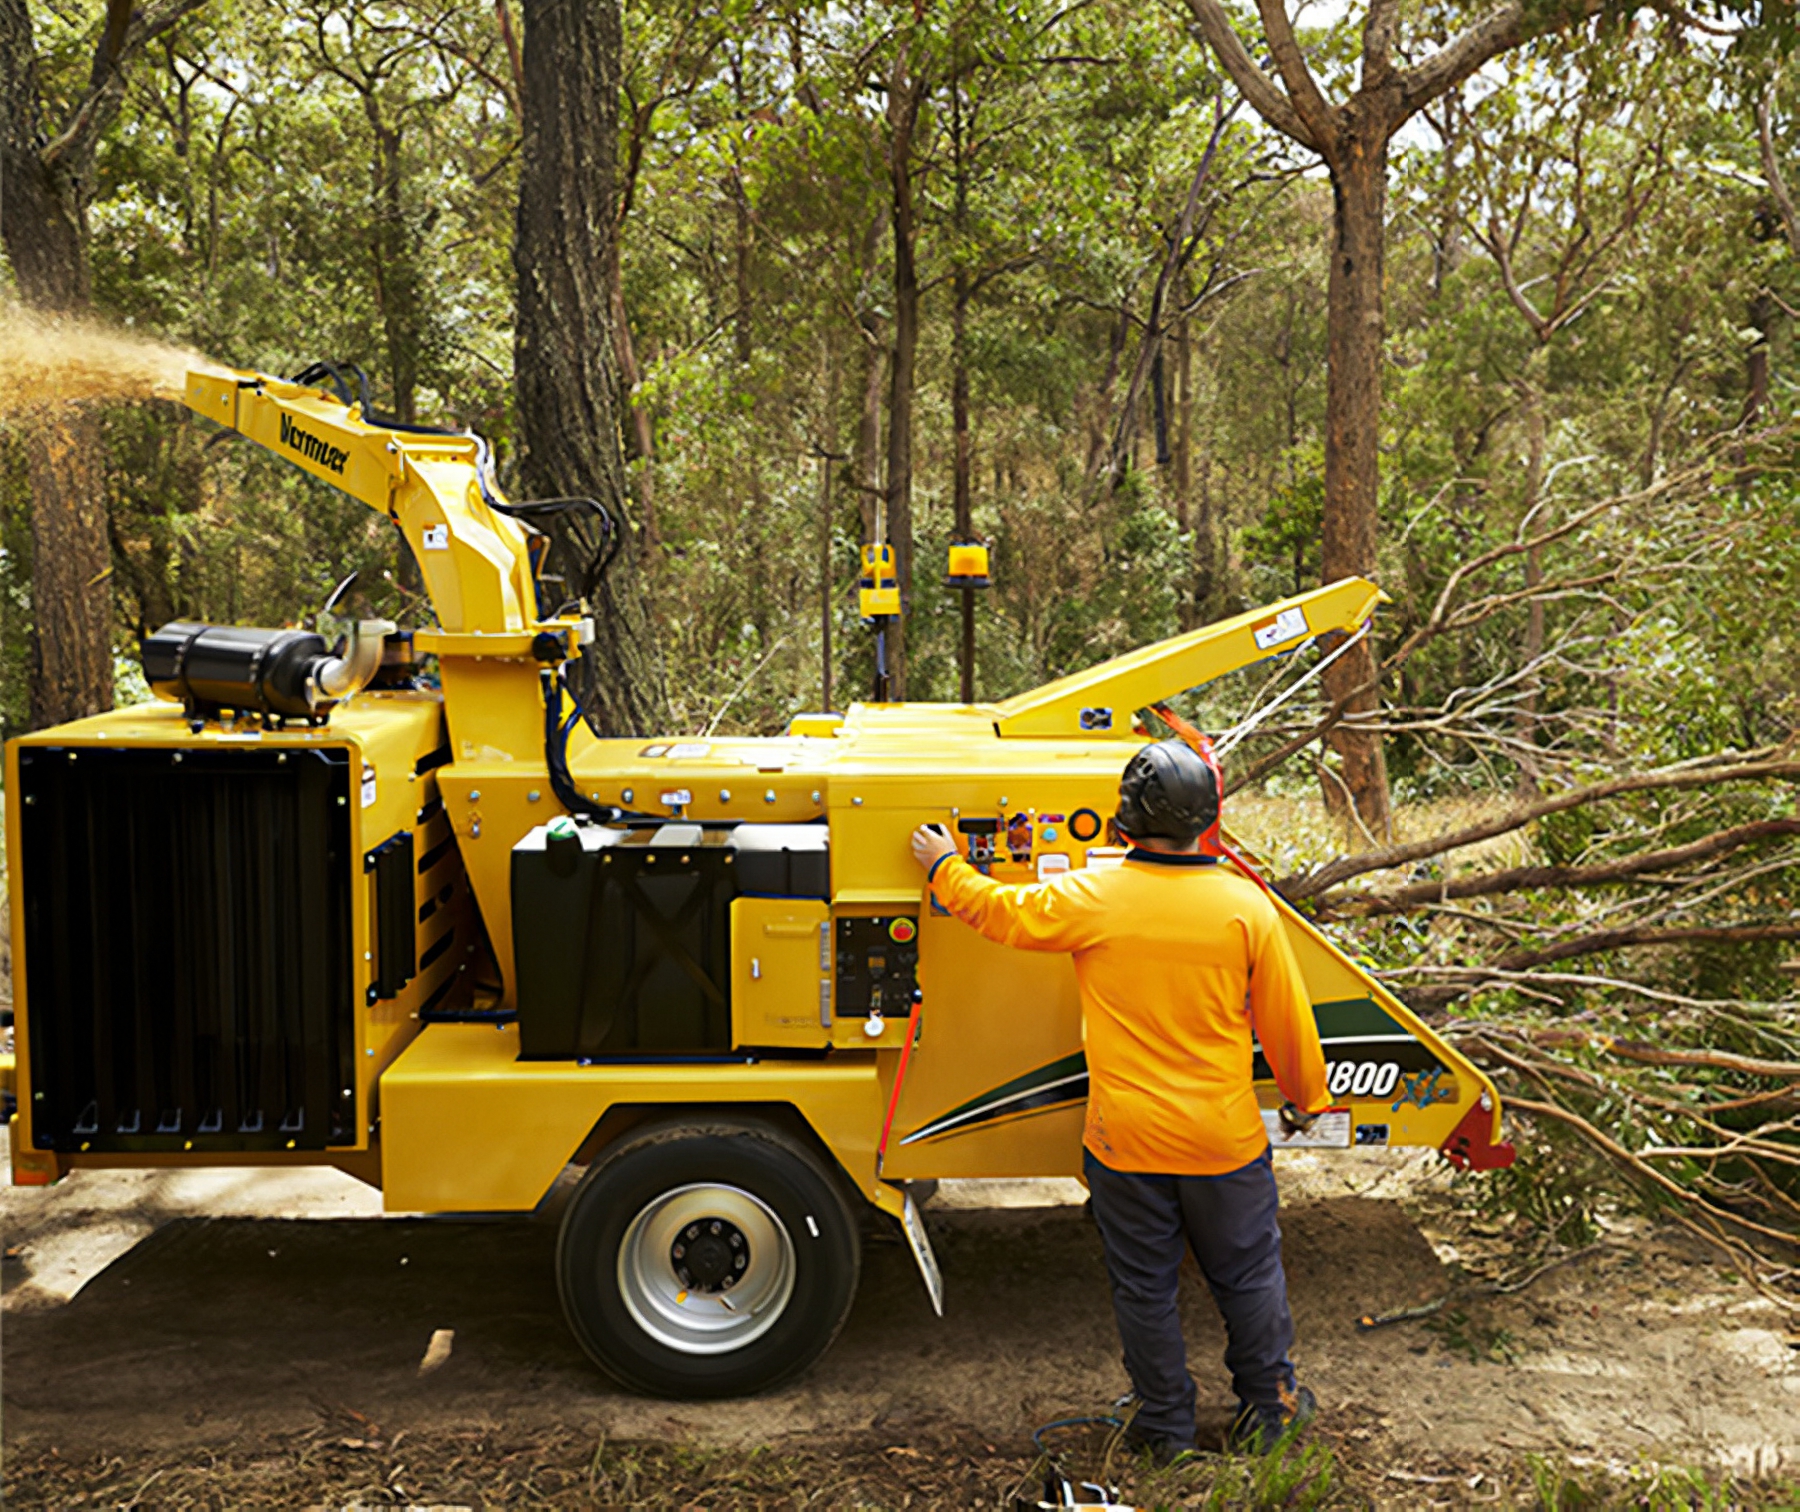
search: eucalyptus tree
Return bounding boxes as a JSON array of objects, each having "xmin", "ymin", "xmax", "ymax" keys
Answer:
[
  {"xmin": 1175, "ymin": 0, "xmax": 1729, "ymax": 843},
  {"xmin": 514, "ymin": 0, "xmax": 668, "ymax": 732},
  {"xmin": 1, "ymin": 0, "xmax": 206, "ymax": 726}
]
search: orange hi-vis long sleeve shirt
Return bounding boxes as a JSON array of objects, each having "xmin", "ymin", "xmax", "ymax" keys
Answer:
[{"xmin": 928, "ymin": 849, "xmax": 1329, "ymax": 1176}]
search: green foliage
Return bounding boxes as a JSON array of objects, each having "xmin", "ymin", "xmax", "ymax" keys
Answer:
[{"xmin": 4, "ymin": 0, "xmax": 1798, "ymax": 805}]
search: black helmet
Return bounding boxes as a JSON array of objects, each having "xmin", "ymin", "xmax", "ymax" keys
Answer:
[{"xmin": 1115, "ymin": 738, "xmax": 1219, "ymax": 845}]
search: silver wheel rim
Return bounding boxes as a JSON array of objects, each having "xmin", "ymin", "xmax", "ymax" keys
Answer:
[{"xmin": 616, "ymin": 1182, "xmax": 796, "ymax": 1355}]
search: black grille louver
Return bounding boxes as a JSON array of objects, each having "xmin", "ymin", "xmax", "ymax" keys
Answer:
[{"xmin": 19, "ymin": 745, "xmax": 357, "ymax": 1152}]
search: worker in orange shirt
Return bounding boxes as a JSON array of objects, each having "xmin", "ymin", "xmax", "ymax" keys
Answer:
[{"xmin": 911, "ymin": 739, "xmax": 1328, "ymax": 1461}]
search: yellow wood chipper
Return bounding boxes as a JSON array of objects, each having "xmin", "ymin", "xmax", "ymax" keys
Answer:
[{"xmin": 3, "ymin": 363, "xmax": 1513, "ymax": 1398}]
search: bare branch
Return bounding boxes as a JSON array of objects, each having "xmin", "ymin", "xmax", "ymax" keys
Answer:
[
  {"xmin": 1500, "ymin": 1095, "xmax": 1800, "ymax": 1254},
  {"xmin": 1279, "ymin": 750, "xmax": 1800, "ymax": 898},
  {"xmin": 1495, "ymin": 921, "xmax": 1800, "ymax": 973},
  {"xmin": 1252, "ymin": 0, "xmax": 1339, "ymax": 147},
  {"xmin": 1759, "ymin": 82, "xmax": 1800, "ymax": 264},
  {"xmin": 1394, "ymin": 1, "xmax": 1532, "ymax": 126},
  {"xmin": 1324, "ymin": 820, "xmax": 1800, "ymax": 918},
  {"xmin": 1529, "ymin": 1031, "xmax": 1800, "ymax": 1081},
  {"xmin": 1179, "ymin": 0, "xmax": 1319, "ymax": 151},
  {"xmin": 42, "ymin": 0, "xmax": 209, "ymax": 169}
]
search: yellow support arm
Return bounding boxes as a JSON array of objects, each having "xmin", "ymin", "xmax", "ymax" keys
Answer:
[
  {"xmin": 993, "ymin": 577, "xmax": 1387, "ymax": 739},
  {"xmin": 184, "ymin": 366, "xmax": 538, "ymax": 636}
]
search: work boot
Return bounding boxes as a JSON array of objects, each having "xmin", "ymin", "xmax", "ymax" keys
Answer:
[
  {"xmin": 1122, "ymin": 1426, "xmax": 1200, "ymax": 1469},
  {"xmin": 1228, "ymin": 1384, "xmax": 1316, "ymax": 1455},
  {"xmin": 1112, "ymin": 1394, "xmax": 1199, "ymax": 1469}
]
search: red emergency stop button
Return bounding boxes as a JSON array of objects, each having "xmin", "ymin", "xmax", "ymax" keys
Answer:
[{"xmin": 889, "ymin": 917, "xmax": 917, "ymax": 943}]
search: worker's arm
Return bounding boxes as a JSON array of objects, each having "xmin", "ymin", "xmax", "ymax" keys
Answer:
[
  {"xmin": 1246, "ymin": 904, "xmax": 1330, "ymax": 1114},
  {"xmin": 911, "ymin": 825, "xmax": 1104, "ymax": 952},
  {"xmin": 929, "ymin": 856, "xmax": 1107, "ymax": 951}
]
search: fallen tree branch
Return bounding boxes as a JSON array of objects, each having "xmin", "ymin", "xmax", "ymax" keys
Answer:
[
  {"xmin": 1493, "ymin": 921, "xmax": 1800, "ymax": 971},
  {"xmin": 1318, "ymin": 819, "xmax": 1800, "ymax": 917},
  {"xmin": 1526, "ymin": 1031, "xmax": 1800, "ymax": 1081},
  {"xmin": 1277, "ymin": 748, "xmax": 1800, "ymax": 899},
  {"xmin": 1503, "ymin": 1095, "xmax": 1800, "ymax": 1253},
  {"xmin": 1356, "ymin": 1242, "xmax": 1615, "ymax": 1331}
]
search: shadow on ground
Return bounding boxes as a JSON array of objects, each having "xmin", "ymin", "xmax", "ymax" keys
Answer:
[{"xmin": 2, "ymin": 1198, "xmax": 1437, "ymax": 1457}]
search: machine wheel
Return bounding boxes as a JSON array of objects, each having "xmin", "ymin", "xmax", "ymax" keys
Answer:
[{"xmin": 557, "ymin": 1116, "xmax": 861, "ymax": 1398}]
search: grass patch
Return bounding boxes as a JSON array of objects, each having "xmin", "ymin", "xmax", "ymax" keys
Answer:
[{"xmin": 8, "ymin": 1423, "xmax": 1798, "ymax": 1509}]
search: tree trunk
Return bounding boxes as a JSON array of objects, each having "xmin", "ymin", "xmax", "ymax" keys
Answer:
[
  {"xmin": 883, "ymin": 48, "xmax": 924, "ymax": 700},
  {"xmin": 1173, "ymin": 309, "xmax": 1199, "ymax": 629},
  {"xmin": 953, "ymin": 267, "xmax": 975, "ymax": 703},
  {"xmin": 1, "ymin": 0, "xmax": 117, "ymax": 728},
  {"xmin": 366, "ymin": 105, "xmax": 421, "ymax": 423},
  {"xmin": 817, "ymin": 339, "xmax": 839, "ymax": 713},
  {"xmin": 855, "ymin": 317, "xmax": 885, "ymax": 544},
  {"xmin": 1513, "ymin": 380, "xmax": 1546, "ymax": 794},
  {"xmin": 610, "ymin": 256, "xmax": 656, "ymax": 545},
  {"xmin": 26, "ymin": 417, "xmax": 114, "ymax": 726},
  {"xmin": 512, "ymin": 0, "xmax": 667, "ymax": 735},
  {"xmin": 949, "ymin": 68, "xmax": 976, "ymax": 703},
  {"xmin": 729, "ymin": 48, "xmax": 753, "ymax": 367},
  {"xmin": 1318, "ymin": 125, "xmax": 1391, "ymax": 845},
  {"xmin": 732, "ymin": 185, "xmax": 754, "ymax": 366}
]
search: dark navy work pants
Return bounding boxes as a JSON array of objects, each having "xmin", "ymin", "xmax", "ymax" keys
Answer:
[{"xmin": 1083, "ymin": 1146, "xmax": 1296, "ymax": 1446}]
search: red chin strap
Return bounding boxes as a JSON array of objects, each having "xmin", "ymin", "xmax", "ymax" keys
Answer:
[{"xmin": 1148, "ymin": 703, "xmax": 1270, "ymax": 894}]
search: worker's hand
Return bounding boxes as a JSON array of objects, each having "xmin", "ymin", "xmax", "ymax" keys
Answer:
[
  {"xmin": 1278, "ymin": 1101, "xmax": 1321, "ymax": 1137},
  {"xmin": 911, "ymin": 823, "xmax": 958, "ymax": 873}
]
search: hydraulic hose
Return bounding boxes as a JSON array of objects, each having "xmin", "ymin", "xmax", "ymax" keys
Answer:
[{"xmin": 541, "ymin": 669, "xmax": 620, "ymax": 824}]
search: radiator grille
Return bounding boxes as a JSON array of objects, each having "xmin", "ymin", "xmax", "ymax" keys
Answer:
[{"xmin": 19, "ymin": 744, "xmax": 356, "ymax": 1152}]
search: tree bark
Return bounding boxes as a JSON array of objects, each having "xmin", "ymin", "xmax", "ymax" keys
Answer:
[
  {"xmin": 1172, "ymin": 308, "xmax": 1192, "ymax": 542},
  {"xmin": 1512, "ymin": 380, "xmax": 1546, "ymax": 792},
  {"xmin": 817, "ymin": 336, "xmax": 839, "ymax": 713},
  {"xmin": 883, "ymin": 45, "xmax": 925, "ymax": 700},
  {"xmin": 25, "ymin": 419, "xmax": 113, "ymax": 728},
  {"xmin": 365, "ymin": 102, "xmax": 422, "ymax": 422},
  {"xmin": 851, "ymin": 198, "xmax": 889, "ymax": 547},
  {"xmin": 950, "ymin": 71, "xmax": 975, "ymax": 703},
  {"xmin": 610, "ymin": 258, "xmax": 656, "ymax": 544},
  {"xmin": 953, "ymin": 267, "xmax": 975, "ymax": 703},
  {"xmin": 729, "ymin": 47, "xmax": 753, "ymax": 366},
  {"xmin": 513, "ymin": 0, "xmax": 667, "ymax": 734},
  {"xmin": 854, "ymin": 315, "xmax": 885, "ymax": 544},
  {"xmin": 1179, "ymin": 0, "xmax": 1586, "ymax": 847},
  {"xmin": 0, "ymin": 0, "xmax": 203, "ymax": 727},
  {"xmin": 1318, "ymin": 124, "xmax": 1391, "ymax": 844}
]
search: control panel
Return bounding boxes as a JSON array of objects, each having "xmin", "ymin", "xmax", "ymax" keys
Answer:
[
  {"xmin": 834, "ymin": 914, "xmax": 920, "ymax": 1021},
  {"xmin": 955, "ymin": 817, "xmax": 998, "ymax": 873}
]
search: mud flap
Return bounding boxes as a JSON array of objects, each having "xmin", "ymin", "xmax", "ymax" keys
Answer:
[{"xmin": 900, "ymin": 1188, "xmax": 945, "ymax": 1316}]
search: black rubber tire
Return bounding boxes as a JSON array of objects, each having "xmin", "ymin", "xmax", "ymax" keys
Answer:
[{"xmin": 556, "ymin": 1116, "xmax": 861, "ymax": 1398}]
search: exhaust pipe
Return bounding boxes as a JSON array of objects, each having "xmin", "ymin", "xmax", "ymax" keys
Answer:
[{"xmin": 313, "ymin": 617, "xmax": 398, "ymax": 704}]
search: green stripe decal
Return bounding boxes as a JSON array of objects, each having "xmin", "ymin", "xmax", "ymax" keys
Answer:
[
  {"xmin": 901, "ymin": 1001, "xmax": 1414, "ymax": 1147},
  {"xmin": 1311, "ymin": 997, "xmax": 1406, "ymax": 1038},
  {"xmin": 900, "ymin": 1051, "xmax": 1088, "ymax": 1146}
]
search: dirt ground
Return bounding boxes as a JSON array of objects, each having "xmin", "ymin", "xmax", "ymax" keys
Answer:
[{"xmin": 2, "ymin": 1131, "xmax": 1797, "ymax": 1509}]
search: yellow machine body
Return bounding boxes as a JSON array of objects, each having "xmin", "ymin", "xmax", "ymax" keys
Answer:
[{"xmin": 6, "ymin": 365, "xmax": 1512, "ymax": 1226}]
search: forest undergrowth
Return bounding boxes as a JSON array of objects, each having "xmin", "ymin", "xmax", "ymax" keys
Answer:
[
  {"xmin": 5, "ymin": 1418, "xmax": 1796, "ymax": 1509},
  {"xmin": 1229, "ymin": 772, "xmax": 1800, "ymax": 1318}
]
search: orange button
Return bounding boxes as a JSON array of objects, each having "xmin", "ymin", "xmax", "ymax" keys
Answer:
[{"xmin": 888, "ymin": 917, "xmax": 917, "ymax": 943}]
